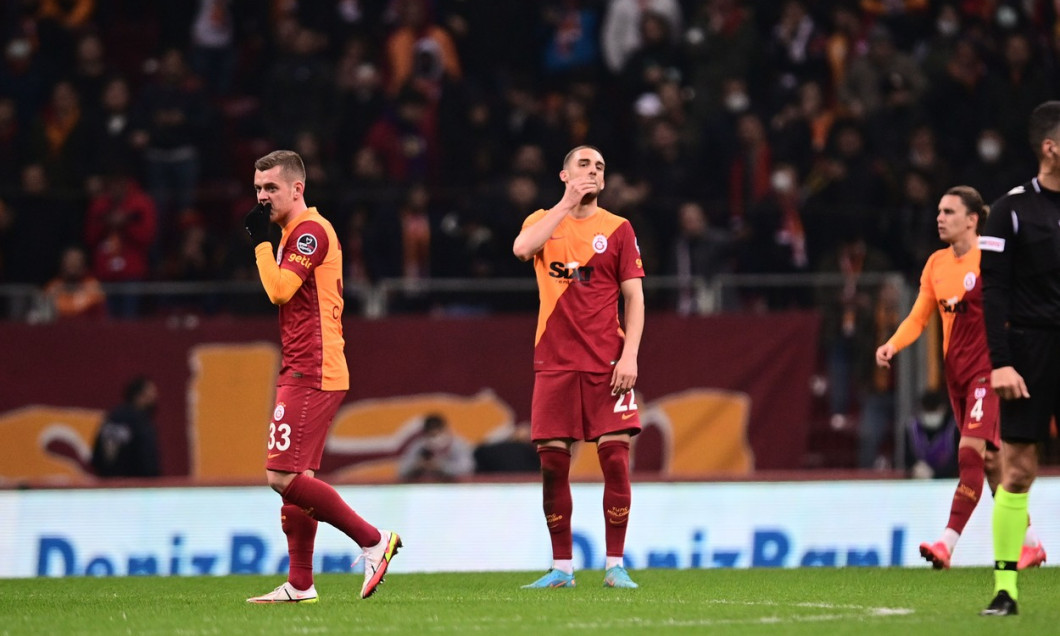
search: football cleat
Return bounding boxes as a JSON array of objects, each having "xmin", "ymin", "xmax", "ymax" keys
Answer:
[
  {"xmin": 980, "ymin": 590, "xmax": 1018, "ymax": 616},
  {"xmin": 356, "ymin": 530, "xmax": 402, "ymax": 599},
  {"xmin": 603, "ymin": 565, "xmax": 638, "ymax": 589},
  {"xmin": 521, "ymin": 569, "xmax": 576, "ymax": 588},
  {"xmin": 919, "ymin": 541, "xmax": 951, "ymax": 570},
  {"xmin": 1018, "ymin": 543, "xmax": 1047, "ymax": 570},
  {"xmin": 247, "ymin": 581, "xmax": 318, "ymax": 604}
]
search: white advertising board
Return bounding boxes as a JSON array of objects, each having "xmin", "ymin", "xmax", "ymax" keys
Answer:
[{"xmin": 2, "ymin": 479, "xmax": 1058, "ymax": 577}]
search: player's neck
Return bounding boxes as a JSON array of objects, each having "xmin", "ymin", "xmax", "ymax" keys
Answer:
[
  {"xmin": 1037, "ymin": 168, "xmax": 1060, "ymax": 193},
  {"xmin": 569, "ymin": 202, "xmax": 598, "ymax": 220},
  {"xmin": 279, "ymin": 204, "xmax": 310, "ymax": 228},
  {"xmin": 950, "ymin": 235, "xmax": 974, "ymax": 258}
]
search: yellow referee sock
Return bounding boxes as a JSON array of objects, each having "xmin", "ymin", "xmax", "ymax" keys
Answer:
[{"xmin": 992, "ymin": 486, "xmax": 1028, "ymax": 599}]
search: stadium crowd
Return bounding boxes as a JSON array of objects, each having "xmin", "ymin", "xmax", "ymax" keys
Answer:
[{"xmin": 1, "ymin": 0, "xmax": 1057, "ymax": 302}]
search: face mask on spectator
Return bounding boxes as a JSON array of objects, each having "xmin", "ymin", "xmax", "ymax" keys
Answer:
[
  {"xmin": 920, "ymin": 410, "xmax": 946, "ymax": 430},
  {"xmin": 771, "ymin": 170, "xmax": 794, "ymax": 194},
  {"xmin": 978, "ymin": 138, "xmax": 1002, "ymax": 162},
  {"xmin": 936, "ymin": 18, "xmax": 959, "ymax": 37},
  {"xmin": 724, "ymin": 92, "xmax": 749, "ymax": 113}
]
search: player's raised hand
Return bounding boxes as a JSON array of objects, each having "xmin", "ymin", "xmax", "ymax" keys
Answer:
[
  {"xmin": 244, "ymin": 203, "xmax": 271, "ymax": 246},
  {"xmin": 561, "ymin": 175, "xmax": 599, "ymax": 208},
  {"xmin": 875, "ymin": 343, "xmax": 896, "ymax": 368},
  {"xmin": 991, "ymin": 366, "xmax": 1030, "ymax": 400}
]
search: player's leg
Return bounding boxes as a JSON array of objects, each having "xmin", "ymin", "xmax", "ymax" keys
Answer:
[
  {"xmin": 262, "ymin": 386, "xmax": 400, "ymax": 600},
  {"xmin": 523, "ymin": 370, "xmax": 579, "ymax": 588},
  {"xmin": 920, "ymin": 435, "xmax": 986, "ymax": 569},
  {"xmin": 586, "ymin": 372, "xmax": 641, "ymax": 588}
]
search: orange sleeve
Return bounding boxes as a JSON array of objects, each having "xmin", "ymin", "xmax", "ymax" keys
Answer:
[
  {"xmin": 886, "ymin": 261, "xmax": 936, "ymax": 352},
  {"xmin": 255, "ymin": 243, "xmax": 303, "ymax": 305}
]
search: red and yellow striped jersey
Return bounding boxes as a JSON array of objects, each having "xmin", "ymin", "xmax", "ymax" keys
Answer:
[
  {"xmin": 525, "ymin": 207, "xmax": 644, "ymax": 372},
  {"xmin": 887, "ymin": 245, "xmax": 990, "ymax": 383},
  {"xmin": 275, "ymin": 207, "xmax": 349, "ymax": 391}
]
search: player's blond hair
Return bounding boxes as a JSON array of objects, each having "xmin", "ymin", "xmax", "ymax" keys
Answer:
[{"xmin": 254, "ymin": 150, "xmax": 306, "ymax": 183}]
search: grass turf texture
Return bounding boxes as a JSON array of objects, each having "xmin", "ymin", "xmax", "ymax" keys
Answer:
[{"xmin": 1, "ymin": 568, "xmax": 1054, "ymax": 635}]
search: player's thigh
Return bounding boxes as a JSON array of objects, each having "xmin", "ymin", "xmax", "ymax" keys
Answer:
[
  {"xmin": 581, "ymin": 372, "xmax": 642, "ymax": 441},
  {"xmin": 951, "ymin": 376, "xmax": 999, "ymax": 446},
  {"xmin": 266, "ymin": 385, "xmax": 346, "ymax": 472},
  {"xmin": 532, "ymin": 370, "xmax": 583, "ymax": 442}
]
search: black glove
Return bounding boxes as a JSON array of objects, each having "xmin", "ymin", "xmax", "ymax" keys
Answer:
[{"xmin": 244, "ymin": 203, "xmax": 271, "ymax": 246}]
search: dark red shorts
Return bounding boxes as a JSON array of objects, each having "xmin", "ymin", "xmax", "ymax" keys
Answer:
[
  {"xmin": 948, "ymin": 371, "xmax": 1000, "ymax": 447},
  {"xmin": 265, "ymin": 385, "xmax": 346, "ymax": 473},
  {"xmin": 531, "ymin": 370, "xmax": 642, "ymax": 442}
]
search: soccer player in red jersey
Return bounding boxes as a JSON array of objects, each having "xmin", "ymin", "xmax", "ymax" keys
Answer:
[
  {"xmin": 875, "ymin": 186, "xmax": 1043, "ymax": 570},
  {"xmin": 513, "ymin": 146, "xmax": 645, "ymax": 589},
  {"xmin": 243, "ymin": 150, "xmax": 401, "ymax": 604}
]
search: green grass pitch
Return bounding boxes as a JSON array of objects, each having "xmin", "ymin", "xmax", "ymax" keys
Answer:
[{"xmin": 1, "ymin": 568, "xmax": 1055, "ymax": 635}]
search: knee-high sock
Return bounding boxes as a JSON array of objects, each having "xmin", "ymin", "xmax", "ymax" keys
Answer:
[
  {"xmin": 993, "ymin": 486, "xmax": 1028, "ymax": 598},
  {"xmin": 538, "ymin": 447, "xmax": 573, "ymax": 560},
  {"xmin": 946, "ymin": 446, "xmax": 985, "ymax": 535},
  {"xmin": 281, "ymin": 501, "xmax": 317, "ymax": 590},
  {"xmin": 282, "ymin": 474, "xmax": 381, "ymax": 548},
  {"xmin": 597, "ymin": 440, "xmax": 631, "ymax": 558}
]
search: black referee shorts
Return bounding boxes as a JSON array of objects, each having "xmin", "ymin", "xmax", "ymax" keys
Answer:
[{"xmin": 1000, "ymin": 326, "xmax": 1060, "ymax": 443}]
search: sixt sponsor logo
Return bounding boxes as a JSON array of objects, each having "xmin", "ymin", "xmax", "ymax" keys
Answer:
[
  {"xmin": 572, "ymin": 526, "xmax": 907, "ymax": 569},
  {"xmin": 36, "ymin": 534, "xmax": 354, "ymax": 577}
]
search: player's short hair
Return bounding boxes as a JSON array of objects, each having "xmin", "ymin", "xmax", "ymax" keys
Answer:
[
  {"xmin": 945, "ymin": 185, "xmax": 988, "ymax": 235},
  {"xmin": 1028, "ymin": 101, "xmax": 1060, "ymax": 159},
  {"xmin": 562, "ymin": 145, "xmax": 604, "ymax": 169},
  {"xmin": 123, "ymin": 375, "xmax": 152, "ymax": 404},
  {"xmin": 254, "ymin": 150, "xmax": 306, "ymax": 183}
]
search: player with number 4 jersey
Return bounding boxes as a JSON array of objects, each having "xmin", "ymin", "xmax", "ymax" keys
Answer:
[
  {"xmin": 513, "ymin": 146, "xmax": 645, "ymax": 590},
  {"xmin": 875, "ymin": 186, "xmax": 1043, "ymax": 571}
]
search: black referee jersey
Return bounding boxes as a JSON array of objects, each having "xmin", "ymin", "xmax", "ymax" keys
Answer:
[{"xmin": 980, "ymin": 177, "xmax": 1060, "ymax": 368}]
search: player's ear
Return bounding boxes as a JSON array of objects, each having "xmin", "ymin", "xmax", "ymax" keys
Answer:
[
  {"xmin": 293, "ymin": 180, "xmax": 304, "ymax": 199},
  {"xmin": 559, "ymin": 168, "xmax": 569, "ymax": 183}
]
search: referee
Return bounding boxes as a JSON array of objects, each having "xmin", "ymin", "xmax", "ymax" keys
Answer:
[{"xmin": 979, "ymin": 101, "xmax": 1060, "ymax": 617}]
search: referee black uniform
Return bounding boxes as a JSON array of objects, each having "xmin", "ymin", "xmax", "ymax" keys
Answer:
[{"xmin": 980, "ymin": 177, "xmax": 1060, "ymax": 441}]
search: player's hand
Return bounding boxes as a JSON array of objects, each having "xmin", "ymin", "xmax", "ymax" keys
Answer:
[
  {"xmin": 561, "ymin": 176, "xmax": 598, "ymax": 208},
  {"xmin": 611, "ymin": 356, "xmax": 637, "ymax": 396},
  {"xmin": 244, "ymin": 203, "xmax": 271, "ymax": 246},
  {"xmin": 875, "ymin": 343, "xmax": 896, "ymax": 368},
  {"xmin": 991, "ymin": 366, "xmax": 1030, "ymax": 400}
]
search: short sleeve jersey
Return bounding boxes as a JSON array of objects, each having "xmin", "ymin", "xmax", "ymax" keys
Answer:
[
  {"xmin": 888, "ymin": 246, "xmax": 990, "ymax": 386},
  {"xmin": 275, "ymin": 207, "xmax": 349, "ymax": 391},
  {"xmin": 524, "ymin": 207, "xmax": 644, "ymax": 372}
]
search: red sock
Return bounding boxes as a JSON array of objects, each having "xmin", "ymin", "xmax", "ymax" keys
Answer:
[
  {"xmin": 282, "ymin": 474, "xmax": 381, "ymax": 548},
  {"xmin": 281, "ymin": 501, "xmax": 317, "ymax": 590},
  {"xmin": 598, "ymin": 441, "xmax": 631, "ymax": 558},
  {"xmin": 947, "ymin": 446, "xmax": 985, "ymax": 534},
  {"xmin": 538, "ymin": 447, "xmax": 573, "ymax": 560}
]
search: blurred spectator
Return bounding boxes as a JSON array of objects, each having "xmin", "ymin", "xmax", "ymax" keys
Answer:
[
  {"xmin": 0, "ymin": 97, "xmax": 22, "ymax": 191},
  {"xmin": 958, "ymin": 128, "xmax": 1024, "ymax": 204},
  {"xmin": 669, "ymin": 200, "xmax": 733, "ymax": 315},
  {"xmin": 398, "ymin": 413, "xmax": 474, "ymax": 482},
  {"xmin": 35, "ymin": 0, "xmax": 96, "ymax": 76},
  {"xmin": 618, "ymin": 9, "xmax": 684, "ymax": 101},
  {"xmin": 27, "ymin": 79, "xmax": 88, "ymax": 193},
  {"xmin": 859, "ymin": 278, "xmax": 901, "ymax": 469},
  {"xmin": 83, "ymin": 170, "xmax": 157, "ymax": 316},
  {"xmin": 824, "ymin": 3, "xmax": 869, "ymax": 100},
  {"xmin": 5, "ymin": 163, "xmax": 80, "ymax": 285},
  {"xmin": 764, "ymin": 0, "xmax": 828, "ymax": 104},
  {"xmin": 188, "ymin": 0, "xmax": 237, "ymax": 96},
  {"xmin": 838, "ymin": 24, "xmax": 926, "ymax": 121},
  {"xmin": 69, "ymin": 33, "xmax": 109, "ymax": 119},
  {"xmin": 602, "ymin": 0, "xmax": 683, "ymax": 76},
  {"xmin": 770, "ymin": 79, "xmax": 834, "ymax": 168},
  {"xmin": 741, "ymin": 162, "xmax": 810, "ymax": 310},
  {"xmin": 130, "ymin": 47, "xmax": 212, "ymax": 236},
  {"xmin": 91, "ymin": 374, "xmax": 161, "ymax": 478},
  {"xmin": 727, "ymin": 111, "xmax": 773, "ymax": 228},
  {"xmin": 84, "ymin": 76, "xmax": 137, "ymax": 190},
  {"xmin": 364, "ymin": 87, "xmax": 437, "ymax": 184},
  {"xmin": 540, "ymin": 0, "xmax": 603, "ymax": 84},
  {"xmin": 0, "ymin": 25, "xmax": 48, "ymax": 130},
  {"xmin": 887, "ymin": 169, "xmax": 942, "ymax": 281},
  {"xmin": 42, "ymin": 245, "xmax": 105, "ymax": 320},
  {"xmin": 0, "ymin": 197, "xmax": 13, "ymax": 280},
  {"xmin": 815, "ymin": 225, "xmax": 892, "ymax": 433},
  {"xmin": 683, "ymin": 0, "xmax": 760, "ymax": 119},
  {"xmin": 383, "ymin": 0, "xmax": 462, "ymax": 98},
  {"xmin": 474, "ymin": 423, "xmax": 540, "ymax": 473},
  {"xmin": 987, "ymin": 30, "xmax": 1052, "ymax": 174},
  {"xmin": 904, "ymin": 389, "xmax": 959, "ymax": 479},
  {"xmin": 902, "ymin": 124, "xmax": 951, "ymax": 194},
  {"xmin": 330, "ymin": 36, "xmax": 384, "ymax": 170},
  {"xmin": 924, "ymin": 38, "xmax": 990, "ymax": 170}
]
